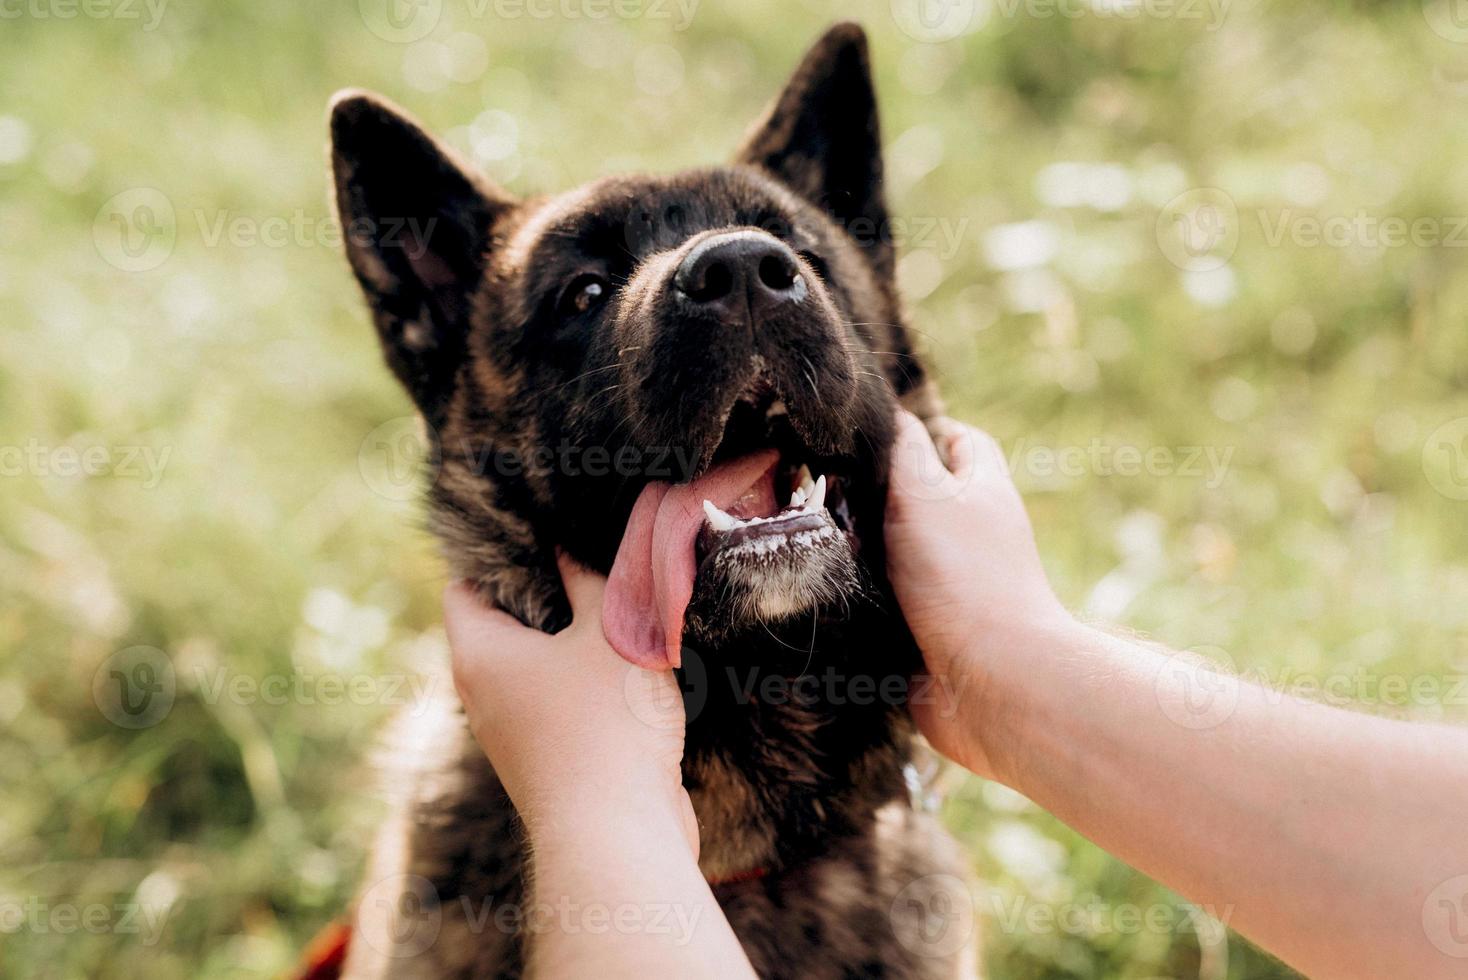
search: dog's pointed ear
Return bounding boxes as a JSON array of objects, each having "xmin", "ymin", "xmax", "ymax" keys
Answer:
[
  {"xmin": 329, "ymin": 90, "xmax": 514, "ymax": 422},
  {"xmin": 735, "ymin": 23, "xmax": 891, "ymax": 278}
]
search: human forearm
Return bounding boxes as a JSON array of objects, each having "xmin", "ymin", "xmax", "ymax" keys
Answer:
[
  {"xmin": 978, "ymin": 616, "xmax": 1468, "ymax": 980},
  {"xmin": 524, "ymin": 798, "xmax": 757, "ymax": 980},
  {"xmin": 446, "ymin": 567, "xmax": 757, "ymax": 980}
]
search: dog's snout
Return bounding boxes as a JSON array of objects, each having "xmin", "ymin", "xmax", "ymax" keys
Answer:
[{"xmin": 674, "ymin": 231, "xmax": 805, "ymax": 319}]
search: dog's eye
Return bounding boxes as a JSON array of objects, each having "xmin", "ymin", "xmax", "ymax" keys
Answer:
[{"xmin": 559, "ymin": 274, "xmax": 608, "ymax": 318}]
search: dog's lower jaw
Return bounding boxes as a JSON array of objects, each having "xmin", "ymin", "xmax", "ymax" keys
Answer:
[
  {"xmin": 683, "ymin": 536, "xmax": 863, "ymax": 643},
  {"xmin": 686, "ymin": 473, "xmax": 865, "ymax": 641}
]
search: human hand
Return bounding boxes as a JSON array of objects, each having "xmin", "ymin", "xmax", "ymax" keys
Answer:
[
  {"xmin": 445, "ymin": 555, "xmax": 698, "ymax": 854},
  {"xmin": 884, "ymin": 410, "xmax": 1073, "ymax": 778}
]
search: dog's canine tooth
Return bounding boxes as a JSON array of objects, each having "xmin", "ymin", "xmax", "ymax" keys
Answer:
[
  {"xmin": 703, "ymin": 499, "xmax": 738, "ymax": 531},
  {"xmin": 795, "ymin": 463, "xmax": 815, "ymax": 497},
  {"xmin": 809, "ymin": 474, "xmax": 827, "ymax": 511},
  {"xmin": 765, "ymin": 399, "xmax": 788, "ymax": 419}
]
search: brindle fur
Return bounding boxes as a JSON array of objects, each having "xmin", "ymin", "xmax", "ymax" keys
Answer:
[{"xmin": 331, "ymin": 22, "xmax": 976, "ymax": 979}]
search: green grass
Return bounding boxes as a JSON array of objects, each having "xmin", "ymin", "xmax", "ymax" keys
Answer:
[{"xmin": 3, "ymin": 1, "xmax": 1468, "ymax": 976}]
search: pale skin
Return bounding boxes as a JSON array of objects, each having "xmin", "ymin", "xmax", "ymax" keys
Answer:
[
  {"xmin": 445, "ymin": 564, "xmax": 755, "ymax": 980},
  {"xmin": 447, "ymin": 410, "xmax": 1468, "ymax": 980}
]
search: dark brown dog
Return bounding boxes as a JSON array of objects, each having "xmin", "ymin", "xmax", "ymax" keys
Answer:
[{"xmin": 329, "ymin": 22, "xmax": 976, "ymax": 979}]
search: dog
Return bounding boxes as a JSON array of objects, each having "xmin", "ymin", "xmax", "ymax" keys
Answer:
[{"xmin": 327, "ymin": 22, "xmax": 977, "ymax": 979}]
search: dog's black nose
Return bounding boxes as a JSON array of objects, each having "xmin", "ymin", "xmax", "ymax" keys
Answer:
[{"xmin": 675, "ymin": 231, "xmax": 805, "ymax": 319}]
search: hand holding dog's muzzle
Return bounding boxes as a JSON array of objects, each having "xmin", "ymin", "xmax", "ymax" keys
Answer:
[{"xmin": 445, "ymin": 554, "xmax": 699, "ymax": 856}]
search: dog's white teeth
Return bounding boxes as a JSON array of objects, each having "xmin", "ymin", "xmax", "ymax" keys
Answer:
[
  {"xmin": 703, "ymin": 499, "xmax": 737, "ymax": 532},
  {"xmin": 786, "ymin": 467, "xmax": 826, "ymax": 513},
  {"xmin": 765, "ymin": 399, "xmax": 788, "ymax": 420},
  {"xmin": 795, "ymin": 464, "xmax": 815, "ymax": 496}
]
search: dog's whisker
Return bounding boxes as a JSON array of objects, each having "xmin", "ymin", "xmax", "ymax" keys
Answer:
[{"xmin": 550, "ymin": 363, "xmax": 622, "ymax": 392}]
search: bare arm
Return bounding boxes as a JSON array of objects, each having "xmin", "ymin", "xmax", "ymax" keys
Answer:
[
  {"xmin": 980, "ymin": 617, "xmax": 1468, "ymax": 979},
  {"xmin": 445, "ymin": 560, "xmax": 757, "ymax": 980},
  {"xmin": 519, "ymin": 795, "xmax": 751, "ymax": 980},
  {"xmin": 886, "ymin": 411, "xmax": 1468, "ymax": 980}
]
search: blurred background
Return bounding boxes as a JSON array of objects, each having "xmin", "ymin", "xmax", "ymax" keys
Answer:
[{"xmin": 5, "ymin": 0, "xmax": 1468, "ymax": 976}]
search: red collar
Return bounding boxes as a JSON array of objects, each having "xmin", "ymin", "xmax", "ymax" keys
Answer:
[
  {"xmin": 295, "ymin": 920, "xmax": 351, "ymax": 980},
  {"xmin": 706, "ymin": 866, "xmax": 770, "ymax": 888}
]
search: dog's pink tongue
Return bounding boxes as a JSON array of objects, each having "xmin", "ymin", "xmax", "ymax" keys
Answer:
[{"xmin": 604, "ymin": 449, "xmax": 779, "ymax": 671}]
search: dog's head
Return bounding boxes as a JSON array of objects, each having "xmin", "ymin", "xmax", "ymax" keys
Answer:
[{"xmin": 331, "ymin": 23, "xmax": 937, "ymax": 670}]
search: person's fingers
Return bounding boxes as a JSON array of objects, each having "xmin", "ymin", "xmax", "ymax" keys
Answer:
[
  {"xmin": 889, "ymin": 409, "xmax": 953, "ymax": 502},
  {"xmin": 443, "ymin": 581, "xmax": 531, "ymax": 692},
  {"xmin": 926, "ymin": 415, "xmax": 977, "ymax": 482},
  {"xmin": 959, "ymin": 423, "xmax": 1009, "ymax": 482},
  {"xmin": 555, "ymin": 551, "xmax": 606, "ymax": 622},
  {"xmin": 893, "ymin": 408, "xmax": 943, "ymax": 462},
  {"xmin": 444, "ymin": 581, "xmax": 527, "ymax": 646}
]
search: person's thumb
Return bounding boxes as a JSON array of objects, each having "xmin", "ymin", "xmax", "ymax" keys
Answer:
[
  {"xmin": 443, "ymin": 581, "xmax": 531, "ymax": 710},
  {"xmin": 556, "ymin": 551, "xmax": 607, "ymax": 624}
]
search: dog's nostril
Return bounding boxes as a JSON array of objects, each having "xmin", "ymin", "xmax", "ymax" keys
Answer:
[
  {"xmin": 758, "ymin": 255, "xmax": 798, "ymax": 292},
  {"xmin": 688, "ymin": 261, "xmax": 734, "ymax": 303}
]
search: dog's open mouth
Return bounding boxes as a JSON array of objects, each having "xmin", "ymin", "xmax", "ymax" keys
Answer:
[
  {"xmin": 696, "ymin": 393, "xmax": 858, "ymax": 569},
  {"xmin": 603, "ymin": 390, "xmax": 863, "ymax": 672},
  {"xmin": 697, "ymin": 461, "xmax": 840, "ymax": 561}
]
